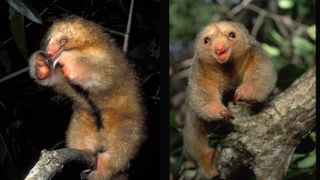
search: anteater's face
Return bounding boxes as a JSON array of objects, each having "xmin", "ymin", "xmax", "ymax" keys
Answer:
[
  {"xmin": 40, "ymin": 16, "xmax": 100, "ymax": 69},
  {"xmin": 196, "ymin": 21, "xmax": 250, "ymax": 64}
]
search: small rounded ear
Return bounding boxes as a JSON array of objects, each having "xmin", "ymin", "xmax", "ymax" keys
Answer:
[{"xmin": 59, "ymin": 36, "xmax": 68, "ymax": 46}]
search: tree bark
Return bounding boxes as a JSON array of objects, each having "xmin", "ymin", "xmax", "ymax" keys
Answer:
[
  {"xmin": 215, "ymin": 67, "xmax": 315, "ymax": 180},
  {"xmin": 24, "ymin": 148, "xmax": 96, "ymax": 180}
]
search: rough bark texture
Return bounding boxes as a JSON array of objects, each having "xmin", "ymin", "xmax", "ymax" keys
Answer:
[
  {"xmin": 215, "ymin": 67, "xmax": 315, "ymax": 180},
  {"xmin": 25, "ymin": 148, "xmax": 96, "ymax": 180}
]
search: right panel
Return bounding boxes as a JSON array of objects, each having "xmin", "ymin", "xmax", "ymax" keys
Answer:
[{"xmin": 169, "ymin": 1, "xmax": 315, "ymax": 179}]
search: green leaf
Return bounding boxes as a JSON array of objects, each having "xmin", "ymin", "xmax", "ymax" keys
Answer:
[
  {"xmin": 292, "ymin": 36, "xmax": 314, "ymax": 55},
  {"xmin": 307, "ymin": 25, "xmax": 316, "ymax": 41},
  {"xmin": 268, "ymin": 31, "xmax": 291, "ymax": 57},
  {"xmin": 310, "ymin": 132, "xmax": 316, "ymax": 142},
  {"xmin": 291, "ymin": 154, "xmax": 305, "ymax": 162},
  {"xmin": 269, "ymin": 31, "xmax": 284, "ymax": 45},
  {"xmin": 262, "ymin": 43, "xmax": 280, "ymax": 57},
  {"xmin": 297, "ymin": 152, "xmax": 316, "ymax": 169},
  {"xmin": 5, "ymin": 0, "xmax": 42, "ymax": 24},
  {"xmin": 278, "ymin": 0, "xmax": 294, "ymax": 9},
  {"xmin": 277, "ymin": 64, "xmax": 306, "ymax": 90}
]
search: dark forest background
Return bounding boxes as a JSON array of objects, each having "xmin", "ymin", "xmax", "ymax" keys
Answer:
[{"xmin": 0, "ymin": 0, "xmax": 160, "ymax": 179}]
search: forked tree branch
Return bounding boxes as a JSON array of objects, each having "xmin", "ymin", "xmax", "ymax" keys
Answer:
[{"xmin": 24, "ymin": 149, "xmax": 96, "ymax": 180}]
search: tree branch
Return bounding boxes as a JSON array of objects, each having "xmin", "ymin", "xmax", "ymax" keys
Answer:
[
  {"xmin": 24, "ymin": 148, "xmax": 96, "ymax": 180},
  {"xmin": 215, "ymin": 67, "xmax": 315, "ymax": 179}
]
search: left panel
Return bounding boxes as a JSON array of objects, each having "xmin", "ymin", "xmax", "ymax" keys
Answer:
[{"xmin": 0, "ymin": 0, "xmax": 160, "ymax": 179}]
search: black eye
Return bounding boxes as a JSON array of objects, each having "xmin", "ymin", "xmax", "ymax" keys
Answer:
[
  {"xmin": 204, "ymin": 37, "xmax": 211, "ymax": 44},
  {"xmin": 228, "ymin": 32, "xmax": 236, "ymax": 39}
]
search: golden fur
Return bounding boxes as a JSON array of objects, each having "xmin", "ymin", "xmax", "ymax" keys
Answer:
[
  {"xmin": 183, "ymin": 21, "xmax": 277, "ymax": 178},
  {"xmin": 29, "ymin": 16, "xmax": 145, "ymax": 180}
]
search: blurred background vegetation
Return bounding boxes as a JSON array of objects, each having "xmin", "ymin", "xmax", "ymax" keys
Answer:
[
  {"xmin": 0, "ymin": 0, "xmax": 159, "ymax": 179},
  {"xmin": 170, "ymin": 0, "xmax": 315, "ymax": 179}
]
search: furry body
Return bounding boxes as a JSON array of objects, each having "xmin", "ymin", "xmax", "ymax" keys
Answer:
[
  {"xmin": 29, "ymin": 16, "xmax": 145, "ymax": 179},
  {"xmin": 183, "ymin": 21, "xmax": 277, "ymax": 178}
]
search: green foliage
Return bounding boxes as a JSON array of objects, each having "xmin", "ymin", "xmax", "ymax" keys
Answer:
[
  {"xmin": 292, "ymin": 36, "xmax": 315, "ymax": 56},
  {"xmin": 261, "ymin": 43, "xmax": 280, "ymax": 57},
  {"xmin": 278, "ymin": 0, "xmax": 295, "ymax": 9},
  {"xmin": 297, "ymin": 153, "xmax": 315, "ymax": 168},
  {"xmin": 268, "ymin": 30, "xmax": 291, "ymax": 58},
  {"xmin": 307, "ymin": 25, "xmax": 316, "ymax": 40},
  {"xmin": 170, "ymin": 0, "xmax": 218, "ymax": 37}
]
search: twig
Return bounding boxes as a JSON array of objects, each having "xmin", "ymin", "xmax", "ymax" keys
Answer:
[
  {"xmin": 228, "ymin": 0, "xmax": 253, "ymax": 17},
  {"xmin": 123, "ymin": 0, "xmax": 135, "ymax": 53},
  {"xmin": 171, "ymin": 68, "xmax": 190, "ymax": 82},
  {"xmin": 102, "ymin": 27, "xmax": 125, "ymax": 37},
  {"xmin": 142, "ymin": 71, "xmax": 160, "ymax": 85},
  {"xmin": 0, "ymin": 67, "xmax": 29, "ymax": 83},
  {"xmin": 229, "ymin": 2, "xmax": 308, "ymax": 38},
  {"xmin": 251, "ymin": 11, "xmax": 265, "ymax": 38},
  {"xmin": 274, "ymin": 18, "xmax": 289, "ymax": 37},
  {"xmin": 50, "ymin": 3, "xmax": 73, "ymax": 15},
  {"xmin": 245, "ymin": 4, "xmax": 307, "ymax": 34}
]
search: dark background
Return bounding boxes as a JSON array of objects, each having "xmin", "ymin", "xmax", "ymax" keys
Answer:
[{"xmin": 0, "ymin": 0, "xmax": 160, "ymax": 179}]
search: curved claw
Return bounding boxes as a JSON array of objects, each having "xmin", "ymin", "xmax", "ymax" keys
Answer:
[
  {"xmin": 80, "ymin": 169, "xmax": 91, "ymax": 180},
  {"xmin": 38, "ymin": 51, "xmax": 61, "ymax": 69},
  {"xmin": 39, "ymin": 51, "xmax": 52, "ymax": 67},
  {"xmin": 220, "ymin": 109, "xmax": 234, "ymax": 120},
  {"xmin": 233, "ymin": 92, "xmax": 242, "ymax": 105}
]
